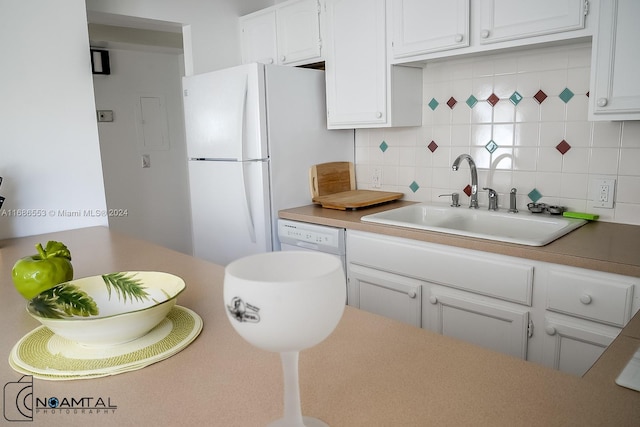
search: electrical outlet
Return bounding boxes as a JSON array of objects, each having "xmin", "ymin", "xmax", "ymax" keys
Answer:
[
  {"xmin": 592, "ymin": 178, "xmax": 615, "ymax": 208},
  {"xmin": 372, "ymin": 167, "xmax": 381, "ymax": 188}
]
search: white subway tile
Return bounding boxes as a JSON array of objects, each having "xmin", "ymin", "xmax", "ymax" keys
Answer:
[
  {"xmin": 560, "ymin": 173, "xmax": 589, "ymax": 199},
  {"xmin": 539, "ymin": 122, "xmax": 565, "ymax": 147},
  {"xmin": 515, "ymin": 123, "xmax": 540, "ymax": 146},
  {"xmin": 513, "ymin": 147, "xmax": 538, "ymax": 171},
  {"xmin": 515, "ymin": 98, "xmax": 540, "ymax": 122},
  {"xmin": 619, "ymin": 148, "xmax": 640, "ymax": 176},
  {"xmin": 540, "ymin": 97, "xmax": 567, "ymax": 122},
  {"xmin": 537, "ymin": 147, "xmax": 563, "ymax": 172},
  {"xmin": 589, "ymin": 148, "xmax": 619, "ymax": 175},
  {"xmin": 561, "ymin": 147, "xmax": 590, "ymax": 174},
  {"xmin": 565, "ymin": 121, "xmax": 592, "ymax": 147},
  {"xmin": 622, "ymin": 121, "xmax": 640, "ymax": 147},
  {"xmin": 614, "ymin": 203, "xmax": 640, "ymax": 225},
  {"xmin": 592, "ymin": 121, "xmax": 622, "ymax": 148},
  {"xmin": 617, "ymin": 176, "xmax": 640, "ymax": 203}
]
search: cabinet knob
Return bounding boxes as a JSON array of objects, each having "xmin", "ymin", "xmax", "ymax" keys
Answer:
[
  {"xmin": 480, "ymin": 30, "xmax": 490, "ymax": 39},
  {"xmin": 281, "ymin": 55, "xmax": 286, "ymax": 62},
  {"xmin": 580, "ymin": 294, "xmax": 592, "ymax": 305},
  {"xmin": 267, "ymin": 58, "xmax": 274, "ymax": 64},
  {"xmin": 597, "ymin": 98, "xmax": 608, "ymax": 107},
  {"xmin": 454, "ymin": 34, "xmax": 464, "ymax": 43},
  {"xmin": 545, "ymin": 325, "xmax": 557, "ymax": 336},
  {"xmin": 429, "ymin": 296, "xmax": 438, "ymax": 304},
  {"xmin": 376, "ymin": 112, "xmax": 383, "ymax": 119},
  {"xmin": 408, "ymin": 290, "xmax": 417, "ymax": 299}
]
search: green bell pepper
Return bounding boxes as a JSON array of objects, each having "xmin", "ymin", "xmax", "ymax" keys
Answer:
[{"xmin": 12, "ymin": 241, "xmax": 74, "ymax": 299}]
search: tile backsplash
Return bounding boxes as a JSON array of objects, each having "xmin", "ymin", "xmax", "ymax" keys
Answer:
[{"xmin": 355, "ymin": 43, "xmax": 640, "ymax": 225}]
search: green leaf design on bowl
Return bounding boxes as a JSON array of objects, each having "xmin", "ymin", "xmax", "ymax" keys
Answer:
[
  {"xmin": 29, "ymin": 284, "xmax": 99, "ymax": 319},
  {"xmin": 102, "ymin": 272, "xmax": 150, "ymax": 303},
  {"xmin": 29, "ymin": 272, "xmax": 152, "ymax": 319}
]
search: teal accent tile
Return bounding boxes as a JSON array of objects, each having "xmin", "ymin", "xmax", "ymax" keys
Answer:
[
  {"xmin": 509, "ymin": 91, "xmax": 523, "ymax": 105},
  {"xmin": 409, "ymin": 181, "xmax": 420, "ymax": 193},
  {"xmin": 428, "ymin": 98, "xmax": 439, "ymax": 111},
  {"xmin": 559, "ymin": 88, "xmax": 574, "ymax": 103},
  {"xmin": 485, "ymin": 140, "xmax": 498, "ymax": 153},
  {"xmin": 379, "ymin": 141, "xmax": 388, "ymax": 152},
  {"xmin": 466, "ymin": 95, "xmax": 478, "ymax": 108},
  {"xmin": 528, "ymin": 188, "xmax": 543, "ymax": 203}
]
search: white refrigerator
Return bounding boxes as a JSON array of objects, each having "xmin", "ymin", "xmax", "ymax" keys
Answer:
[{"xmin": 183, "ymin": 63, "xmax": 354, "ymax": 265}]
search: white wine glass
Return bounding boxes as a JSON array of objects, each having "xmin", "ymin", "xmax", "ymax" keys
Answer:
[{"xmin": 224, "ymin": 251, "xmax": 346, "ymax": 427}]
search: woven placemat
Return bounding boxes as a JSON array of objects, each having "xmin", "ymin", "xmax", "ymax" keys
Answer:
[{"xmin": 9, "ymin": 306, "xmax": 202, "ymax": 381}]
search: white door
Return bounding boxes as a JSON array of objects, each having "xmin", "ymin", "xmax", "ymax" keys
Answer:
[
  {"xmin": 188, "ymin": 160, "xmax": 271, "ymax": 265},
  {"xmin": 325, "ymin": 0, "xmax": 387, "ymax": 127},
  {"xmin": 277, "ymin": 0, "xmax": 322, "ymax": 65},
  {"xmin": 428, "ymin": 288, "xmax": 530, "ymax": 359},
  {"xmin": 542, "ymin": 315, "xmax": 619, "ymax": 376},
  {"xmin": 348, "ymin": 264, "xmax": 422, "ymax": 327},
  {"xmin": 391, "ymin": 0, "xmax": 469, "ymax": 58},
  {"xmin": 590, "ymin": 0, "xmax": 640, "ymax": 120},
  {"xmin": 478, "ymin": 0, "xmax": 586, "ymax": 44},
  {"xmin": 240, "ymin": 10, "xmax": 278, "ymax": 65},
  {"xmin": 182, "ymin": 64, "xmax": 267, "ymax": 161}
]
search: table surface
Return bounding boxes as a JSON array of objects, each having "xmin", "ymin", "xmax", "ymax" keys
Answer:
[{"xmin": 1, "ymin": 226, "xmax": 639, "ymax": 426}]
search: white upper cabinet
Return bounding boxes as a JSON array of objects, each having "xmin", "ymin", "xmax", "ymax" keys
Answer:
[
  {"xmin": 240, "ymin": 9, "xmax": 278, "ymax": 65},
  {"xmin": 478, "ymin": 0, "xmax": 587, "ymax": 44},
  {"xmin": 388, "ymin": 0, "xmax": 592, "ymax": 64},
  {"xmin": 240, "ymin": 0, "xmax": 322, "ymax": 67},
  {"xmin": 589, "ymin": 0, "xmax": 640, "ymax": 121},
  {"xmin": 391, "ymin": 0, "xmax": 470, "ymax": 59},
  {"xmin": 325, "ymin": 0, "xmax": 422, "ymax": 129},
  {"xmin": 277, "ymin": 0, "xmax": 322, "ymax": 65}
]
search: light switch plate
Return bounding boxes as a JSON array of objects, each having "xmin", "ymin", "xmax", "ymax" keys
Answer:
[{"xmin": 97, "ymin": 110, "xmax": 114, "ymax": 122}]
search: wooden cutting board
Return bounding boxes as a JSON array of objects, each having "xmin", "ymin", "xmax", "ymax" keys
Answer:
[
  {"xmin": 309, "ymin": 161, "xmax": 355, "ymax": 199},
  {"xmin": 312, "ymin": 190, "xmax": 404, "ymax": 210},
  {"xmin": 309, "ymin": 161, "xmax": 403, "ymax": 210}
]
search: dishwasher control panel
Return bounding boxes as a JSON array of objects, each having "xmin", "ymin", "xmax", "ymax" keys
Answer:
[{"xmin": 277, "ymin": 219, "xmax": 345, "ymax": 255}]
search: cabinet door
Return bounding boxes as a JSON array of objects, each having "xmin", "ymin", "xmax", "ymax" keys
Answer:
[
  {"xmin": 478, "ymin": 0, "xmax": 586, "ymax": 44},
  {"xmin": 542, "ymin": 315, "xmax": 619, "ymax": 376},
  {"xmin": 589, "ymin": 0, "xmax": 640, "ymax": 120},
  {"xmin": 240, "ymin": 10, "xmax": 278, "ymax": 65},
  {"xmin": 391, "ymin": 0, "xmax": 469, "ymax": 58},
  {"xmin": 325, "ymin": 0, "xmax": 387, "ymax": 127},
  {"xmin": 348, "ymin": 264, "xmax": 422, "ymax": 327},
  {"xmin": 277, "ymin": 0, "xmax": 322, "ymax": 65},
  {"xmin": 428, "ymin": 288, "xmax": 530, "ymax": 359}
]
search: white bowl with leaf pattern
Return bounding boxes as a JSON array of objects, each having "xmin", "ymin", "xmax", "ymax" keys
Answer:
[{"xmin": 26, "ymin": 271, "xmax": 186, "ymax": 347}]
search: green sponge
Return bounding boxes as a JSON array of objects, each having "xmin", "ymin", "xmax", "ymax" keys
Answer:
[{"xmin": 563, "ymin": 211, "xmax": 599, "ymax": 220}]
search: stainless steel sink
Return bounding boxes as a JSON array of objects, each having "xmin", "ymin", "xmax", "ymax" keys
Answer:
[{"xmin": 361, "ymin": 203, "xmax": 587, "ymax": 246}]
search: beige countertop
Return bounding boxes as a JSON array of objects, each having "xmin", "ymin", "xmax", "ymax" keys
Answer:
[
  {"xmin": 279, "ymin": 202, "xmax": 640, "ymax": 278},
  {"xmin": 1, "ymin": 227, "xmax": 639, "ymax": 426}
]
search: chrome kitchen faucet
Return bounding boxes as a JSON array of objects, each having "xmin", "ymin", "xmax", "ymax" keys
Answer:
[{"xmin": 452, "ymin": 154, "xmax": 479, "ymax": 209}]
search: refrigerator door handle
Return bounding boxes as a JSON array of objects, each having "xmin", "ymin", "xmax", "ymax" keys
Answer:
[
  {"xmin": 240, "ymin": 160, "xmax": 257, "ymax": 244},
  {"xmin": 239, "ymin": 75, "xmax": 248, "ymax": 161}
]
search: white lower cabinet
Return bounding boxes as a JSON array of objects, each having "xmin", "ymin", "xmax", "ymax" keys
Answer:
[
  {"xmin": 428, "ymin": 287, "xmax": 530, "ymax": 359},
  {"xmin": 346, "ymin": 229, "xmax": 639, "ymax": 375},
  {"xmin": 540, "ymin": 265, "xmax": 635, "ymax": 376},
  {"xmin": 542, "ymin": 314, "xmax": 619, "ymax": 376},
  {"xmin": 348, "ymin": 263, "xmax": 422, "ymax": 327}
]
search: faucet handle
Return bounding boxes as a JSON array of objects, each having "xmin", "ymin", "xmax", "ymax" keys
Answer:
[
  {"xmin": 482, "ymin": 187, "xmax": 498, "ymax": 211},
  {"xmin": 439, "ymin": 192, "xmax": 460, "ymax": 207}
]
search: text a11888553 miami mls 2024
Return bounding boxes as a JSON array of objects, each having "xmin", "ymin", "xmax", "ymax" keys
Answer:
[{"xmin": 0, "ymin": 208, "xmax": 129, "ymax": 218}]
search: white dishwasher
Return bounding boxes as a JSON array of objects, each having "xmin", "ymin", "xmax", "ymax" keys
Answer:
[{"xmin": 277, "ymin": 219, "xmax": 346, "ymax": 278}]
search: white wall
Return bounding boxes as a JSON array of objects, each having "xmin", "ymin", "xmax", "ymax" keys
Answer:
[
  {"xmin": 93, "ymin": 48, "xmax": 192, "ymax": 254},
  {"xmin": 356, "ymin": 44, "xmax": 640, "ymax": 225},
  {"xmin": 85, "ymin": 0, "xmax": 274, "ymax": 75},
  {"xmin": 0, "ymin": 0, "xmax": 108, "ymax": 239}
]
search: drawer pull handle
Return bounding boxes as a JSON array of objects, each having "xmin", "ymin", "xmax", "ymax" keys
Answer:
[
  {"xmin": 580, "ymin": 294, "xmax": 592, "ymax": 305},
  {"xmin": 480, "ymin": 30, "xmax": 490, "ymax": 39},
  {"xmin": 545, "ymin": 325, "xmax": 557, "ymax": 336},
  {"xmin": 429, "ymin": 296, "xmax": 438, "ymax": 304},
  {"xmin": 408, "ymin": 290, "xmax": 417, "ymax": 299},
  {"xmin": 454, "ymin": 34, "xmax": 464, "ymax": 43},
  {"xmin": 597, "ymin": 98, "xmax": 608, "ymax": 107}
]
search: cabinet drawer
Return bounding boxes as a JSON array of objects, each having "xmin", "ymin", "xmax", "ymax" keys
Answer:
[{"xmin": 546, "ymin": 269, "xmax": 634, "ymax": 326}]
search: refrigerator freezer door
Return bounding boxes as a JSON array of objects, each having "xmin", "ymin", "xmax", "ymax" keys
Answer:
[
  {"xmin": 182, "ymin": 63, "xmax": 267, "ymax": 161},
  {"xmin": 188, "ymin": 159, "xmax": 271, "ymax": 265}
]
